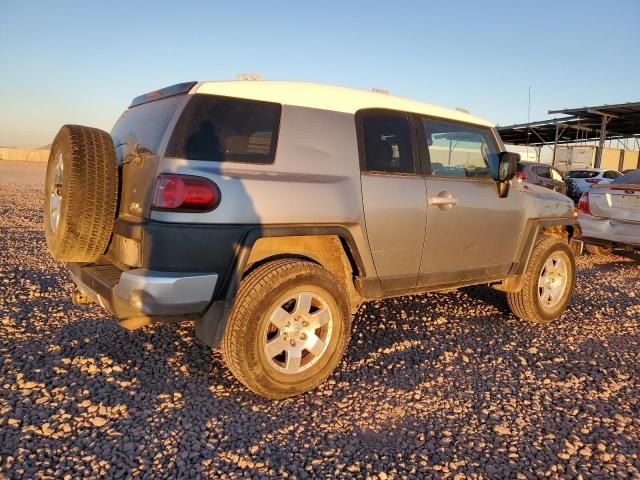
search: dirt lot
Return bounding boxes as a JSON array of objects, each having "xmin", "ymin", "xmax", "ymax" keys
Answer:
[{"xmin": 1, "ymin": 161, "xmax": 639, "ymax": 479}]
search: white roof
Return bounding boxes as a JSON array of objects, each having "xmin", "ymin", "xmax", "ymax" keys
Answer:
[{"xmin": 194, "ymin": 81, "xmax": 494, "ymax": 127}]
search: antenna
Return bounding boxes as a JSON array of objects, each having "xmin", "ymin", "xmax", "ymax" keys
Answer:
[{"xmin": 527, "ymin": 86, "xmax": 532, "ymax": 161}]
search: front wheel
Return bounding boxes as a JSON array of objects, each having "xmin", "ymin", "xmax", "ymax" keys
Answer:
[
  {"xmin": 222, "ymin": 259, "xmax": 352, "ymax": 399},
  {"xmin": 507, "ymin": 236, "xmax": 576, "ymax": 324}
]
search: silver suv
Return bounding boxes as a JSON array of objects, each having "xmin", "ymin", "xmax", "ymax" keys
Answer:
[{"xmin": 44, "ymin": 81, "xmax": 581, "ymax": 399}]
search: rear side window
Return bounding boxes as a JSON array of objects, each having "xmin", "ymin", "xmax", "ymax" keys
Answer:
[
  {"xmin": 111, "ymin": 95, "xmax": 184, "ymax": 154},
  {"xmin": 361, "ymin": 114, "xmax": 415, "ymax": 174},
  {"xmin": 603, "ymin": 170, "xmax": 622, "ymax": 179},
  {"xmin": 166, "ymin": 95, "xmax": 281, "ymax": 163},
  {"xmin": 533, "ymin": 165, "xmax": 551, "ymax": 178},
  {"xmin": 568, "ymin": 170, "xmax": 599, "ymax": 179}
]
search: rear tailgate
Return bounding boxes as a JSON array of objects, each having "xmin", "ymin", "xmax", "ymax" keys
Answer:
[{"xmin": 589, "ymin": 183, "xmax": 640, "ymax": 223}]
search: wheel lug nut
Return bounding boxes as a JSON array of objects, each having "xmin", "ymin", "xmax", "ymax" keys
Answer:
[
  {"xmin": 290, "ymin": 340, "xmax": 296, "ymax": 346},
  {"xmin": 300, "ymin": 333, "xmax": 307, "ymax": 340}
]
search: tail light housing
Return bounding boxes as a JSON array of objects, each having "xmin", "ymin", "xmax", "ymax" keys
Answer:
[
  {"xmin": 152, "ymin": 174, "xmax": 220, "ymax": 211},
  {"xmin": 516, "ymin": 171, "xmax": 527, "ymax": 181},
  {"xmin": 585, "ymin": 178, "xmax": 601, "ymax": 184},
  {"xmin": 577, "ymin": 192, "xmax": 591, "ymax": 215}
]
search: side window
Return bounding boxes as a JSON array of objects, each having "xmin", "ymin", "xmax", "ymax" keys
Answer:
[
  {"xmin": 361, "ymin": 114, "xmax": 415, "ymax": 174},
  {"xmin": 536, "ymin": 166, "xmax": 551, "ymax": 179},
  {"xmin": 166, "ymin": 95, "xmax": 281, "ymax": 163},
  {"xmin": 604, "ymin": 170, "xmax": 622, "ymax": 179},
  {"xmin": 550, "ymin": 168, "xmax": 564, "ymax": 181},
  {"xmin": 422, "ymin": 119, "xmax": 497, "ymax": 178}
]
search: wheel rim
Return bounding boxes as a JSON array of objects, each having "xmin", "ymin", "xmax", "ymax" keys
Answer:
[
  {"xmin": 537, "ymin": 253, "xmax": 569, "ymax": 309},
  {"xmin": 49, "ymin": 152, "xmax": 64, "ymax": 233},
  {"xmin": 263, "ymin": 291, "xmax": 334, "ymax": 374}
]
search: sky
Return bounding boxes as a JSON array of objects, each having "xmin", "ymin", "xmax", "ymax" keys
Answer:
[{"xmin": 1, "ymin": 0, "xmax": 639, "ymax": 148}]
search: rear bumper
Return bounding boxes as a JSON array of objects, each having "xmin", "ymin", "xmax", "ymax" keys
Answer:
[
  {"xmin": 578, "ymin": 214, "xmax": 640, "ymax": 248},
  {"xmin": 68, "ymin": 263, "xmax": 218, "ymax": 318}
]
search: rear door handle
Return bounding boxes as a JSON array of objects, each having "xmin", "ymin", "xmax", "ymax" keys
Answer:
[{"xmin": 428, "ymin": 191, "xmax": 458, "ymax": 210}]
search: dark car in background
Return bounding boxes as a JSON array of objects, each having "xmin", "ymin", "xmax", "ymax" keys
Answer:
[{"xmin": 516, "ymin": 161, "xmax": 567, "ymax": 194}]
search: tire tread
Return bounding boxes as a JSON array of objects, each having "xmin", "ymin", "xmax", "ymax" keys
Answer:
[{"xmin": 222, "ymin": 259, "xmax": 350, "ymax": 399}]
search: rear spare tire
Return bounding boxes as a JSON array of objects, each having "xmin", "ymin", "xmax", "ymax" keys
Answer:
[{"xmin": 44, "ymin": 125, "xmax": 118, "ymax": 262}]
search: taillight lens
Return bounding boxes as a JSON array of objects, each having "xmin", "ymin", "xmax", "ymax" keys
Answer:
[
  {"xmin": 577, "ymin": 192, "xmax": 590, "ymax": 215},
  {"xmin": 152, "ymin": 174, "xmax": 220, "ymax": 211},
  {"xmin": 585, "ymin": 178, "xmax": 601, "ymax": 184},
  {"xmin": 516, "ymin": 171, "xmax": 526, "ymax": 181}
]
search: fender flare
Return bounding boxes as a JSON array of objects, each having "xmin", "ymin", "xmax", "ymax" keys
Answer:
[{"xmin": 195, "ymin": 225, "xmax": 366, "ymax": 347}]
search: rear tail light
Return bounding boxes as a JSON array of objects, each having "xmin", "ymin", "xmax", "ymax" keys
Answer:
[
  {"xmin": 516, "ymin": 172, "xmax": 527, "ymax": 181},
  {"xmin": 152, "ymin": 174, "xmax": 220, "ymax": 211},
  {"xmin": 585, "ymin": 178, "xmax": 601, "ymax": 184},
  {"xmin": 577, "ymin": 192, "xmax": 591, "ymax": 215}
]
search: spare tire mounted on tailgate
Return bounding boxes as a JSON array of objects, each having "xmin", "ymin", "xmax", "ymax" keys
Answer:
[{"xmin": 44, "ymin": 124, "xmax": 118, "ymax": 262}]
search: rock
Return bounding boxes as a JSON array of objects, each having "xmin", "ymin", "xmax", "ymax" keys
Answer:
[{"xmin": 90, "ymin": 417, "xmax": 108, "ymax": 428}]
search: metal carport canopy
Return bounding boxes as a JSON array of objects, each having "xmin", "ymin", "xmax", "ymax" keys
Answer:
[{"xmin": 497, "ymin": 101, "xmax": 640, "ymax": 145}]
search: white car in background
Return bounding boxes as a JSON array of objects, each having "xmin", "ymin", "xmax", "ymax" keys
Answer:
[
  {"xmin": 577, "ymin": 170, "xmax": 640, "ymax": 255},
  {"xmin": 566, "ymin": 168, "xmax": 623, "ymax": 195}
]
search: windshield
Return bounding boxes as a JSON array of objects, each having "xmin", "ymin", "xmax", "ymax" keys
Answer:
[
  {"xmin": 111, "ymin": 95, "xmax": 184, "ymax": 154},
  {"xmin": 612, "ymin": 170, "xmax": 640, "ymax": 185}
]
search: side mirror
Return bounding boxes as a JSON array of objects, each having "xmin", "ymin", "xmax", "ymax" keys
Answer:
[{"xmin": 491, "ymin": 152, "xmax": 519, "ymax": 198}]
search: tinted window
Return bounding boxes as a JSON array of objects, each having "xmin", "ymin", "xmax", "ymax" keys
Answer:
[
  {"xmin": 568, "ymin": 170, "xmax": 599, "ymax": 179},
  {"xmin": 534, "ymin": 165, "xmax": 551, "ymax": 178},
  {"xmin": 612, "ymin": 170, "xmax": 640, "ymax": 184},
  {"xmin": 166, "ymin": 95, "xmax": 281, "ymax": 163},
  {"xmin": 111, "ymin": 95, "xmax": 184, "ymax": 154},
  {"xmin": 423, "ymin": 119, "xmax": 497, "ymax": 178},
  {"xmin": 603, "ymin": 170, "xmax": 622, "ymax": 179},
  {"xmin": 361, "ymin": 114, "xmax": 415, "ymax": 174}
]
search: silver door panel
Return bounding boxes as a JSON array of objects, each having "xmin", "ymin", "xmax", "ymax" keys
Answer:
[
  {"xmin": 361, "ymin": 174, "xmax": 426, "ymax": 290},
  {"xmin": 419, "ymin": 178, "xmax": 523, "ymax": 285}
]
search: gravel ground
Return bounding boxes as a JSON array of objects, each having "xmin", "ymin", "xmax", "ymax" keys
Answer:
[{"xmin": 1, "ymin": 163, "xmax": 639, "ymax": 479}]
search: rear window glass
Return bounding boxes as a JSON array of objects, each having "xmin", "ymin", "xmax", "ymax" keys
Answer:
[
  {"xmin": 165, "ymin": 94, "xmax": 281, "ymax": 163},
  {"xmin": 111, "ymin": 95, "xmax": 183, "ymax": 154},
  {"xmin": 568, "ymin": 170, "xmax": 599, "ymax": 179},
  {"xmin": 613, "ymin": 170, "xmax": 640, "ymax": 184}
]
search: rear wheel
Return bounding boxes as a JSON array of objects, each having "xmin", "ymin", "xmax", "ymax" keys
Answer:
[
  {"xmin": 585, "ymin": 244, "xmax": 613, "ymax": 256},
  {"xmin": 222, "ymin": 259, "xmax": 351, "ymax": 399},
  {"xmin": 44, "ymin": 125, "xmax": 118, "ymax": 262},
  {"xmin": 507, "ymin": 236, "xmax": 576, "ymax": 324}
]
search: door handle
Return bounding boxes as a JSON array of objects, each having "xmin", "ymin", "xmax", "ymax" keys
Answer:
[{"xmin": 428, "ymin": 191, "xmax": 458, "ymax": 210}]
